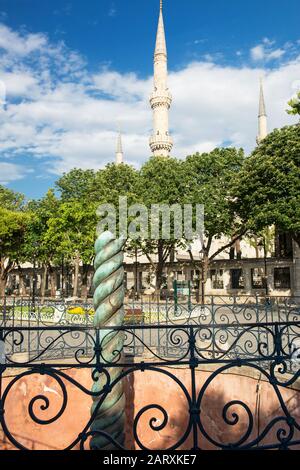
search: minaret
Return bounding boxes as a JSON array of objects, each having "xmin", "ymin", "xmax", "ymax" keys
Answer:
[
  {"xmin": 115, "ymin": 131, "xmax": 124, "ymax": 165},
  {"xmin": 256, "ymin": 78, "xmax": 268, "ymax": 144},
  {"xmin": 149, "ymin": 0, "xmax": 173, "ymax": 157}
]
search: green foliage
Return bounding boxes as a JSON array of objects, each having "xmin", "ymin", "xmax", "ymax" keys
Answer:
[
  {"xmin": 54, "ymin": 165, "xmax": 136, "ymax": 264},
  {"xmin": 0, "ymin": 185, "xmax": 24, "ymax": 210},
  {"xmin": 56, "ymin": 164, "xmax": 139, "ymax": 206},
  {"xmin": 129, "ymin": 157, "xmax": 188, "ymax": 288},
  {"xmin": 45, "ymin": 199, "xmax": 97, "ymax": 264},
  {"xmin": 56, "ymin": 168, "xmax": 96, "ymax": 201},
  {"xmin": 97, "ymin": 163, "xmax": 138, "ymax": 202},
  {"xmin": 245, "ymin": 227, "xmax": 275, "ymax": 258},
  {"xmin": 22, "ymin": 190, "xmax": 60, "ymax": 264},
  {"xmin": 0, "ymin": 208, "xmax": 28, "ymax": 255},
  {"xmin": 0, "ymin": 186, "xmax": 28, "ymax": 259},
  {"xmin": 0, "ymin": 187, "xmax": 29, "ymax": 293},
  {"xmin": 136, "ymin": 156, "xmax": 186, "ymax": 206},
  {"xmin": 235, "ymin": 125, "xmax": 300, "ymax": 246},
  {"xmin": 184, "ymin": 148, "xmax": 246, "ymax": 255},
  {"xmin": 287, "ymin": 91, "xmax": 300, "ymax": 116},
  {"xmin": 133, "ymin": 156, "xmax": 186, "ymax": 243}
]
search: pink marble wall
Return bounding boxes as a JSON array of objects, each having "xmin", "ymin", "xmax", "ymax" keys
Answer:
[{"xmin": 1, "ymin": 366, "xmax": 299, "ymax": 450}]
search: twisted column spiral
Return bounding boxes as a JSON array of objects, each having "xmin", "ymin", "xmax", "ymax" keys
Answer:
[{"xmin": 90, "ymin": 231, "xmax": 126, "ymax": 450}]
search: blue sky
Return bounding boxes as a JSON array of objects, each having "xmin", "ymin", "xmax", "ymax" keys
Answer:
[{"xmin": 0, "ymin": 0, "xmax": 299, "ymax": 199}]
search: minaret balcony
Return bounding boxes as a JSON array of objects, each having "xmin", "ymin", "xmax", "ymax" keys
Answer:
[
  {"xmin": 149, "ymin": 134, "xmax": 173, "ymax": 153},
  {"xmin": 150, "ymin": 91, "xmax": 172, "ymax": 109}
]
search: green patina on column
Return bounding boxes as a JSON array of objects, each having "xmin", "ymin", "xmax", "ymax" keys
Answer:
[{"xmin": 90, "ymin": 231, "xmax": 126, "ymax": 450}]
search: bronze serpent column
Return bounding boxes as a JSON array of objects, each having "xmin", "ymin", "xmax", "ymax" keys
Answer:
[{"xmin": 90, "ymin": 231, "xmax": 126, "ymax": 450}]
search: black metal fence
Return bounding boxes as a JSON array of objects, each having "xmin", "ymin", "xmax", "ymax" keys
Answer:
[
  {"xmin": 0, "ymin": 322, "xmax": 300, "ymax": 450},
  {"xmin": 1, "ymin": 295, "xmax": 300, "ymax": 326},
  {"xmin": 1, "ymin": 296, "xmax": 299, "ymax": 361}
]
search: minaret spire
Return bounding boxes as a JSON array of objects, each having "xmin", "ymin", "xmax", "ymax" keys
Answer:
[
  {"xmin": 257, "ymin": 78, "xmax": 268, "ymax": 144},
  {"xmin": 115, "ymin": 130, "xmax": 124, "ymax": 165},
  {"xmin": 149, "ymin": 0, "xmax": 173, "ymax": 157}
]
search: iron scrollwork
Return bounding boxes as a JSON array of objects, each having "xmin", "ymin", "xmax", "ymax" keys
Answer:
[{"xmin": 0, "ymin": 321, "xmax": 300, "ymax": 450}]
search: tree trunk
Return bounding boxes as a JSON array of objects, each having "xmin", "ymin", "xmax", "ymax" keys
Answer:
[
  {"xmin": 81, "ymin": 264, "xmax": 89, "ymax": 300},
  {"xmin": 253, "ymin": 235, "xmax": 260, "ymax": 258},
  {"xmin": 155, "ymin": 261, "xmax": 164, "ymax": 291},
  {"xmin": 41, "ymin": 264, "xmax": 48, "ymax": 303},
  {"xmin": 235, "ymin": 239, "xmax": 242, "ymax": 259},
  {"xmin": 49, "ymin": 265, "xmax": 56, "ymax": 298},
  {"xmin": 292, "ymin": 233, "xmax": 300, "ymax": 249},
  {"xmin": 0, "ymin": 277, "xmax": 6, "ymax": 297},
  {"xmin": 166, "ymin": 268, "xmax": 174, "ymax": 293},
  {"xmin": 200, "ymin": 254, "xmax": 209, "ymax": 303},
  {"xmin": 73, "ymin": 253, "xmax": 80, "ymax": 298},
  {"xmin": 0, "ymin": 257, "xmax": 14, "ymax": 298},
  {"xmin": 155, "ymin": 241, "xmax": 165, "ymax": 292},
  {"xmin": 17, "ymin": 264, "xmax": 26, "ymax": 297}
]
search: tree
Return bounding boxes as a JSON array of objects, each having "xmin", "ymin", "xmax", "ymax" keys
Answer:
[
  {"xmin": 56, "ymin": 164, "xmax": 139, "ymax": 206},
  {"xmin": 0, "ymin": 186, "xmax": 24, "ymax": 210},
  {"xmin": 56, "ymin": 168, "xmax": 96, "ymax": 202},
  {"xmin": 235, "ymin": 125, "xmax": 300, "ymax": 247},
  {"xmin": 0, "ymin": 186, "xmax": 28, "ymax": 296},
  {"xmin": 23, "ymin": 190, "xmax": 61, "ymax": 298},
  {"xmin": 183, "ymin": 148, "xmax": 246, "ymax": 294},
  {"xmin": 287, "ymin": 91, "xmax": 300, "ymax": 116},
  {"xmin": 93, "ymin": 162, "xmax": 139, "ymax": 206},
  {"xmin": 245, "ymin": 227, "xmax": 275, "ymax": 258},
  {"xmin": 132, "ymin": 157, "xmax": 188, "ymax": 291},
  {"xmin": 45, "ymin": 199, "xmax": 97, "ymax": 298},
  {"xmin": 55, "ymin": 169, "xmax": 98, "ymax": 297},
  {"xmin": 54, "ymin": 164, "xmax": 139, "ymax": 297}
]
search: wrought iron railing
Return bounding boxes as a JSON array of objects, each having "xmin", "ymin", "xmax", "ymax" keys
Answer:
[
  {"xmin": 1, "ymin": 295, "xmax": 300, "ymax": 327},
  {"xmin": 1, "ymin": 296, "xmax": 299, "ymax": 361},
  {"xmin": 0, "ymin": 322, "xmax": 300, "ymax": 450},
  {"xmin": 2, "ymin": 320, "xmax": 300, "ymax": 365}
]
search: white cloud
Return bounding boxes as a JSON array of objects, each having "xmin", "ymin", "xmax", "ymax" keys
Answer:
[
  {"xmin": 91, "ymin": 70, "xmax": 150, "ymax": 101},
  {"xmin": 251, "ymin": 45, "xmax": 265, "ymax": 61},
  {"xmin": 203, "ymin": 53, "xmax": 224, "ymax": 63},
  {"xmin": 0, "ymin": 23, "xmax": 298, "ymax": 184},
  {"xmin": 168, "ymin": 59, "xmax": 298, "ymax": 155},
  {"xmin": 0, "ymin": 162, "xmax": 29, "ymax": 184},
  {"xmin": 0, "ymin": 71, "xmax": 38, "ymax": 98},
  {"xmin": 267, "ymin": 49, "xmax": 285, "ymax": 60},
  {"xmin": 0, "ymin": 24, "xmax": 47, "ymax": 56},
  {"xmin": 250, "ymin": 38, "xmax": 286, "ymax": 62}
]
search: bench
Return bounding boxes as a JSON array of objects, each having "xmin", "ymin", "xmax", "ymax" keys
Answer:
[{"xmin": 124, "ymin": 308, "xmax": 144, "ymax": 325}]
